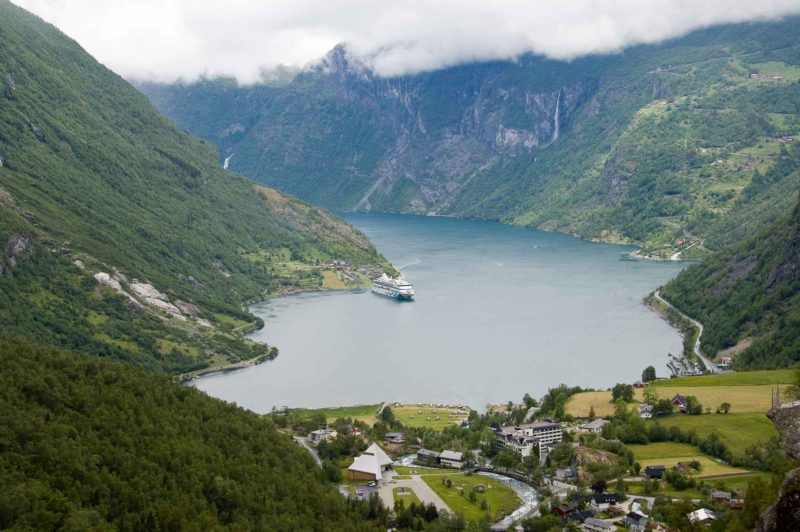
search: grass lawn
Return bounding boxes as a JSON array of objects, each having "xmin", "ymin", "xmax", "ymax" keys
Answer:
[
  {"xmin": 751, "ymin": 61, "xmax": 800, "ymax": 82},
  {"xmin": 647, "ymin": 413, "xmax": 778, "ymax": 455},
  {"xmin": 627, "ymin": 442, "xmax": 700, "ymax": 460},
  {"xmin": 321, "ymin": 270, "xmax": 347, "ymax": 289},
  {"xmin": 565, "ymin": 391, "xmax": 629, "ymax": 418},
  {"xmin": 289, "ymin": 404, "xmax": 381, "ymax": 425},
  {"xmin": 653, "ymin": 370, "xmax": 794, "ymax": 387},
  {"xmin": 421, "ymin": 473, "xmax": 520, "ymax": 524},
  {"xmin": 392, "ymin": 404, "xmax": 469, "ymax": 430},
  {"xmin": 393, "ymin": 487, "xmax": 421, "ymax": 507},
  {"xmin": 636, "ymin": 455, "xmax": 750, "ymax": 478},
  {"xmin": 626, "ymin": 481, "xmax": 704, "ymax": 500},
  {"xmin": 707, "ymin": 472, "xmax": 776, "ymax": 494}
]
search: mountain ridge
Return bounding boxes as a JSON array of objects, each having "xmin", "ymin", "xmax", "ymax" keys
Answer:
[{"xmin": 140, "ymin": 17, "xmax": 800, "ymax": 258}]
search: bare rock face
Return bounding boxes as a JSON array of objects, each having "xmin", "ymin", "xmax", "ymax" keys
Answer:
[
  {"xmin": 757, "ymin": 404, "xmax": 800, "ymax": 531},
  {"xmin": 1, "ymin": 232, "xmax": 30, "ymax": 276}
]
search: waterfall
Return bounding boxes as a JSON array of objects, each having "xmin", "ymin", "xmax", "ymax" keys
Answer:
[{"xmin": 552, "ymin": 88, "xmax": 562, "ymax": 143}]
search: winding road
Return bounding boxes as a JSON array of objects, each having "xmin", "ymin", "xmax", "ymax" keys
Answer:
[
  {"xmin": 293, "ymin": 436, "xmax": 322, "ymax": 467},
  {"xmin": 653, "ymin": 290, "xmax": 718, "ymax": 374}
]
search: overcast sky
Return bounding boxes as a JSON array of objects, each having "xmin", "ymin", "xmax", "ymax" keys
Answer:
[{"xmin": 13, "ymin": 0, "xmax": 800, "ymax": 83}]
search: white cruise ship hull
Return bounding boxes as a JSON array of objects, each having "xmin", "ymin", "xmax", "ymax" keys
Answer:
[{"xmin": 371, "ymin": 284, "xmax": 414, "ymax": 300}]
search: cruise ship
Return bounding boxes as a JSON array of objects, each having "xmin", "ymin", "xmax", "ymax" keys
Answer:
[{"xmin": 371, "ymin": 273, "xmax": 415, "ymax": 300}]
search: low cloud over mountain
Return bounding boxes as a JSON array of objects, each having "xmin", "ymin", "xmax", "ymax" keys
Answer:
[{"xmin": 15, "ymin": 0, "xmax": 800, "ymax": 82}]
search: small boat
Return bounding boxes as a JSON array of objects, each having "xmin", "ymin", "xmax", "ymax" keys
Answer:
[{"xmin": 371, "ymin": 273, "xmax": 415, "ymax": 300}]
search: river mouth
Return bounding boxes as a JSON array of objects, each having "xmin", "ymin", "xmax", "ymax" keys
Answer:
[{"xmin": 192, "ymin": 214, "xmax": 687, "ymax": 412}]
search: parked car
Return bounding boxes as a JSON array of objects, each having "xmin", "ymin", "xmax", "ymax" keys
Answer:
[{"xmin": 367, "ymin": 481, "xmax": 376, "ymax": 487}]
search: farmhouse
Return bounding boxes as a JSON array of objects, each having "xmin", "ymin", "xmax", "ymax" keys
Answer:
[
  {"xmin": 644, "ymin": 465, "xmax": 666, "ymax": 479},
  {"xmin": 625, "ymin": 511, "xmax": 649, "ymax": 531},
  {"xmin": 583, "ymin": 517, "xmax": 615, "ymax": 531},
  {"xmin": 556, "ymin": 466, "xmax": 577, "ymax": 481},
  {"xmin": 308, "ymin": 428, "xmax": 337, "ymax": 444},
  {"xmin": 637, "ymin": 404, "xmax": 653, "ymax": 419},
  {"xmin": 385, "ymin": 432, "xmax": 405, "ymax": 444},
  {"xmin": 439, "ymin": 450, "xmax": 464, "ymax": 468},
  {"xmin": 688, "ymin": 508, "xmax": 717, "ymax": 524},
  {"xmin": 671, "ymin": 394, "xmax": 688, "ymax": 413},
  {"xmin": 591, "ymin": 493, "xmax": 620, "ymax": 511},
  {"xmin": 711, "ymin": 490, "xmax": 732, "ymax": 503},
  {"xmin": 552, "ymin": 502, "xmax": 577, "ymax": 517},
  {"xmin": 579, "ymin": 419, "xmax": 609, "ymax": 433},
  {"xmin": 347, "ymin": 443, "xmax": 393, "ymax": 482}
]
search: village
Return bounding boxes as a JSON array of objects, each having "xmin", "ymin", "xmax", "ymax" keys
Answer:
[{"xmin": 269, "ymin": 367, "xmax": 798, "ymax": 531}]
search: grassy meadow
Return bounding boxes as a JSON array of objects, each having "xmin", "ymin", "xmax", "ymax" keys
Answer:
[
  {"xmin": 392, "ymin": 404, "xmax": 470, "ymax": 430},
  {"xmin": 421, "ymin": 473, "xmax": 520, "ymax": 523}
]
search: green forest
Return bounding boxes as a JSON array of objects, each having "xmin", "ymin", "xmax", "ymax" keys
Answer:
[
  {"xmin": 662, "ymin": 195, "xmax": 800, "ymax": 369},
  {"xmin": 0, "ymin": 340, "xmax": 383, "ymax": 530}
]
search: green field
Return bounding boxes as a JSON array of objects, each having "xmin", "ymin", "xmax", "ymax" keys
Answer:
[
  {"xmin": 393, "ymin": 487, "xmax": 421, "ymax": 507},
  {"xmin": 627, "ymin": 481, "xmax": 704, "ymax": 500},
  {"xmin": 627, "ymin": 442, "xmax": 700, "ymax": 460},
  {"xmin": 421, "ymin": 473, "xmax": 520, "ymax": 523},
  {"xmin": 290, "ymin": 404, "xmax": 381, "ymax": 425},
  {"xmin": 392, "ymin": 404, "xmax": 470, "ymax": 430},
  {"xmin": 636, "ymin": 455, "xmax": 749, "ymax": 478},
  {"xmin": 752, "ymin": 61, "xmax": 800, "ymax": 82},
  {"xmin": 647, "ymin": 413, "xmax": 777, "ymax": 455},
  {"xmin": 654, "ymin": 370, "xmax": 795, "ymax": 387}
]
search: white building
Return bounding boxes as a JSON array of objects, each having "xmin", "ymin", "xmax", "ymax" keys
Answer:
[
  {"xmin": 439, "ymin": 450, "xmax": 464, "ymax": 468},
  {"xmin": 637, "ymin": 404, "xmax": 653, "ymax": 419},
  {"xmin": 579, "ymin": 419, "xmax": 609, "ymax": 433},
  {"xmin": 347, "ymin": 443, "xmax": 393, "ymax": 482},
  {"xmin": 495, "ymin": 422, "xmax": 563, "ymax": 458}
]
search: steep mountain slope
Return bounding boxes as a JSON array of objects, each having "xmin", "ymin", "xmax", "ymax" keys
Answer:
[
  {"xmin": 661, "ymin": 195, "xmax": 800, "ymax": 369},
  {"xmin": 0, "ymin": 339, "xmax": 381, "ymax": 530},
  {"xmin": 0, "ymin": 0, "xmax": 389, "ymax": 373},
  {"xmin": 141, "ymin": 18, "xmax": 800, "ymax": 257}
]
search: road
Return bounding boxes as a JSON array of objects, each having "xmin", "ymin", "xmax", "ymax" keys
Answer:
[
  {"xmin": 654, "ymin": 290, "xmax": 718, "ymax": 374},
  {"xmin": 376, "ymin": 471, "xmax": 451, "ymax": 512},
  {"xmin": 293, "ymin": 436, "xmax": 322, "ymax": 467}
]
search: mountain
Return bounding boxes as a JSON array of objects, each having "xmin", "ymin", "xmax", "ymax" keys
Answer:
[
  {"xmin": 0, "ymin": 1, "xmax": 390, "ymax": 374},
  {"xmin": 140, "ymin": 18, "xmax": 800, "ymax": 258},
  {"xmin": 661, "ymin": 195, "xmax": 800, "ymax": 369},
  {"xmin": 0, "ymin": 339, "xmax": 381, "ymax": 530}
]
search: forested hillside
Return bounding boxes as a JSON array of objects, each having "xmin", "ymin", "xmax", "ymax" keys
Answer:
[
  {"xmin": 0, "ymin": 340, "xmax": 382, "ymax": 530},
  {"xmin": 141, "ymin": 18, "xmax": 800, "ymax": 257},
  {"xmin": 661, "ymin": 195, "xmax": 800, "ymax": 369},
  {"xmin": 0, "ymin": 0, "xmax": 389, "ymax": 374}
]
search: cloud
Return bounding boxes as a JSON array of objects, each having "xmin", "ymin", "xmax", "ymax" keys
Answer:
[{"xmin": 13, "ymin": 0, "xmax": 800, "ymax": 82}]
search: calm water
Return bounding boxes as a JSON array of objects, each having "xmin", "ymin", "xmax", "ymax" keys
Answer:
[{"xmin": 193, "ymin": 214, "xmax": 687, "ymax": 412}]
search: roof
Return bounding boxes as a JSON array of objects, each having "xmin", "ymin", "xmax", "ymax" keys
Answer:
[
  {"xmin": 386, "ymin": 432, "xmax": 404, "ymax": 438},
  {"xmin": 417, "ymin": 449, "xmax": 441, "ymax": 458},
  {"xmin": 689, "ymin": 509, "xmax": 717, "ymax": 522},
  {"xmin": 711, "ymin": 490, "xmax": 731, "ymax": 499},
  {"xmin": 580, "ymin": 419, "xmax": 609, "ymax": 430},
  {"xmin": 584, "ymin": 517, "xmax": 614, "ymax": 529},
  {"xmin": 637, "ymin": 404, "xmax": 653, "ymax": 411},
  {"xmin": 645, "ymin": 465, "xmax": 665, "ymax": 471},
  {"xmin": 565, "ymin": 510, "xmax": 594, "ymax": 522},
  {"xmin": 440, "ymin": 450, "xmax": 463, "ymax": 462},
  {"xmin": 671, "ymin": 394, "xmax": 687, "ymax": 404},
  {"xmin": 593, "ymin": 493, "xmax": 619, "ymax": 504},
  {"xmin": 348, "ymin": 454, "xmax": 382, "ymax": 478},
  {"xmin": 364, "ymin": 443, "xmax": 393, "ymax": 467},
  {"xmin": 626, "ymin": 511, "xmax": 648, "ymax": 523}
]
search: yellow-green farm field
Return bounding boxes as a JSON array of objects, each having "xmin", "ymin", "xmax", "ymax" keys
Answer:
[
  {"xmin": 392, "ymin": 404, "xmax": 470, "ymax": 429},
  {"xmin": 421, "ymin": 473, "xmax": 520, "ymax": 523},
  {"xmin": 647, "ymin": 413, "xmax": 778, "ymax": 455},
  {"xmin": 566, "ymin": 380, "xmax": 782, "ymax": 418}
]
